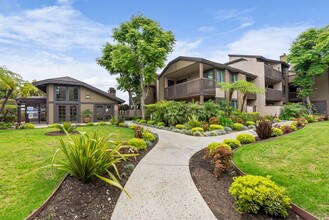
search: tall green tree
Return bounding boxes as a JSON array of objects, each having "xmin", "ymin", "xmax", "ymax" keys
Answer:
[
  {"xmin": 98, "ymin": 14, "xmax": 175, "ymax": 119},
  {"xmin": 288, "ymin": 25, "xmax": 329, "ymax": 106},
  {"xmin": 218, "ymin": 80, "xmax": 265, "ymax": 112},
  {"xmin": 0, "ymin": 67, "xmax": 38, "ymax": 114}
]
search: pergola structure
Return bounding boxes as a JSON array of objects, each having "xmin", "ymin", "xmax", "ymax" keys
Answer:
[{"xmin": 16, "ymin": 96, "xmax": 47, "ymax": 126}]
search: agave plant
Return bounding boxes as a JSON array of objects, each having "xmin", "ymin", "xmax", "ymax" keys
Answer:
[{"xmin": 51, "ymin": 131, "xmax": 137, "ymax": 196}]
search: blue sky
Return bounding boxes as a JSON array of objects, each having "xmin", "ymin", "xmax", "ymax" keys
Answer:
[{"xmin": 0, "ymin": 0, "xmax": 328, "ymax": 101}]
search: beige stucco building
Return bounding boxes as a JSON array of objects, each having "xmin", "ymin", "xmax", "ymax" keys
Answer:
[{"xmin": 17, "ymin": 76, "xmax": 124, "ymax": 124}]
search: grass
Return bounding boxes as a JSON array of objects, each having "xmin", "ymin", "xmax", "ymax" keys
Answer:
[
  {"xmin": 233, "ymin": 122, "xmax": 329, "ymax": 219},
  {"xmin": 0, "ymin": 125, "xmax": 134, "ymax": 220}
]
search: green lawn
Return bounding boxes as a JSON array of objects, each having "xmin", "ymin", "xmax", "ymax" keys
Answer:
[
  {"xmin": 0, "ymin": 125, "xmax": 134, "ymax": 220},
  {"xmin": 233, "ymin": 122, "xmax": 329, "ymax": 219}
]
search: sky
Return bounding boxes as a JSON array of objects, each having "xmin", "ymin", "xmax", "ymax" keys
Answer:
[{"xmin": 0, "ymin": 0, "xmax": 328, "ymax": 102}]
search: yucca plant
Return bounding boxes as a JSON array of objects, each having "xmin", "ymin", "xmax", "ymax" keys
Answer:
[
  {"xmin": 52, "ymin": 122, "xmax": 77, "ymax": 133},
  {"xmin": 51, "ymin": 131, "xmax": 137, "ymax": 196}
]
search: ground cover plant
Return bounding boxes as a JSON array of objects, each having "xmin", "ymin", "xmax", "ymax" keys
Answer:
[
  {"xmin": 233, "ymin": 121, "xmax": 329, "ymax": 219},
  {"xmin": 0, "ymin": 124, "xmax": 134, "ymax": 220}
]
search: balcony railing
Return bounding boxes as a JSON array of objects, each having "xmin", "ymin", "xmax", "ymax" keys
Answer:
[
  {"xmin": 289, "ymin": 92, "xmax": 302, "ymax": 102},
  {"xmin": 265, "ymin": 65, "xmax": 282, "ymax": 82},
  {"xmin": 266, "ymin": 88, "xmax": 282, "ymax": 101},
  {"xmin": 247, "ymin": 93, "xmax": 257, "ymax": 100},
  {"xmin": 164, "ymin": 78, "xmax": 216, "ymax": 100}
]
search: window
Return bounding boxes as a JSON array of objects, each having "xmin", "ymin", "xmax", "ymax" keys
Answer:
[
  {"xmin": 55, "ymin": 85, "xmax": 79, "ymax": 102},
  {"xmin": 282, "ymin": 85, "xmax": 286, "ymax": 96},
  {"xmin": 176, "ymin": 78, "xmax": 187, "ymax": 84},
  {"xmin": 203, "ymin": 69, "xmax": 214, "ymax": 79},
  {"xmin": 230, "ymin": 73, "xmax": 238, "ymax": 82},
  {"xmin": 56, "ymin": 86, "xmax": 67, "ymax": 101},
  {"xmin": 215, "ymin": 69, "xmax": 225, "ymax": 83},
  {"xmin": 231, "ymin": 100, "xmax": 238, "ymax": 109}
]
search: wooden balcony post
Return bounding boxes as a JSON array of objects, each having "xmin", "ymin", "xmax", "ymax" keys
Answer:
[{"xmin": 199, "ymin": 63, "xmax": 204, "ymax": 103}]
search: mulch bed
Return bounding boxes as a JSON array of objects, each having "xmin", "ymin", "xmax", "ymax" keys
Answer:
[
  {"xmin": 34, "ymin": 138, "xmax": 157, "ymax": 220},
  {"xmin": 189, "ymin": 149, "xmax": 304, "ymax": 220}
]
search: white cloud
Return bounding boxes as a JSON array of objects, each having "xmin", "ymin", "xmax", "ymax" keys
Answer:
[
  {"xmin": 167, "ymin": 39, "xmax": 204, "ymax": 61},
  {"xmin": 198, "ymin": 26, "xmax": 216, "ymax": 33},
  {"xmin": 215, "ymin": 8, "xmax": 254, "ymax": 21},
  {"xmin": 0, "ymin": 4, "xmax": 112, "ymax": 51}
]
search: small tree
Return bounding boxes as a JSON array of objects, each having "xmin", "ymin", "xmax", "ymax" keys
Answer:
[
  {"xmin": 98, "ymin": 14, "xmax": 175, "ymax": 119},
  {"xmin": 288, "ymin": 25, "xmax": 329, "ymax": 106},
  {"xmin": 218, "ymin": 80, "xmax": 265, "ymax": 111},
  {"xmin": 0, "ymin": 67, "xmax": 38, "ymax": 115}
]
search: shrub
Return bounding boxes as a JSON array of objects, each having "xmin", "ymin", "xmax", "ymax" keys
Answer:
[
  {"xmin": 85, "ymin": 122, "xmax": 94, "ymax": 126},
  {"xmin": 157, "ymin": 122, "xmax": 165, "ymax": 127},
  {"xmin": 233, "ymin": 123, "xmax": 243, "ymax": 131},
  {"xmin": 0, "ymin": 122, "xmax": 13, "ymax": 130},
  {"xmin": 145, "ymin": 140, "xmax": 153, "ymax": 148},
  {"xmin": 187, "ymin": 114, "xmax": 201, "ymax": 128},
  {"xmin": 280, "ymin": 103, "xmax": 307, "ymax": 120},
  {"xmin": 181, "ymin": 129, "xmax": 192, "ymax": 135},
  {"xmin": 143, "ymin": 132, "xmax": 156, "ymax": 142},
  {"xmin": 98, "ymin": 121, "xmax": 106, "ymax": 126},
  {"xmin": 209, "ymin": 116, "xmax": 219, "ymax": 124},
  {"xmin": 280, "ymin": 124, "xmax": 296, "ymax": 134},
  {"xmin": 271, "ymin": 127, "xmax": 283, "ymax": 137},
  {"xmin": 51, "ymin": 131, "xmax": 136, "ymax": 194},
  {"xmin": 229, "ymin": 175, "xmax": 291, "ymax": 217},
  {"xmin": 245, "ymin": 121, "xmax": 255, "ymax": 126},
  {"xmin": 202, "ymin": 122, "xmax": 209, "ymax": 131},
  {"xmin": 134, "ymin": 125, "xmax": 144, "ymax": 139},
  {"xmin": 129, "ymin": 124, "xmax": 137, "ymax": 130},
  {"xmin": 192, "ymin": 131, "xmax": 203, "ymax": 136},
  {"xmin": 209, "ymin": 124, "xmax": 224, "ymax": 131},
  {"xmin": 255, "ymin": 119, "xmax": 272, "ymax": 140},
  {"xmin": 223, "ymin": 138, "xmax": 241, "ymax": 149},
  {"xmin": 135, "ymin": 119, "xmax": 141, "ymax": 123},
  {"xmin": 205, "ymin": 144, "xmax": 233, "ymax": 177},
  {"xmin": 242, "ymin": 112, "xmax": 260, "ymax": 122},
  {"xmin": 236, "ymin": 134, "xmax": 255, "ymax": 144},
  {"xmin": 118, "ymin": 122, "xmax": 128, "ymax": 127},
  {"xmin": 123, "ymin": 163, "xmax": 135, "ymax": 174},
  {"xmin": 53, "ymin": 122, "xmax": 77, "ymax": 133},
  {"xmin": 175, "ymin": 124, "xmax": 186, "ymax": 130},
  {"xmin": 207, "ymin": 142, "xmax": 231, "ymax": 154},
  {"xmin": 128, "ymin": 138, "xmax": 147, "ymax": 150},
  {"xmin": 293, "ymin": 118, "xmax": 308, "ymax": 127},
  {"xmin": 219, "ymin": 117, "xmax": 234, "ymax": 127},
  {"xmin": 215, "ymin": 130, "xmax": 226, "ymax": 135},
  {"xmin": 204, "ymin": 131, "xmax": 218, "ymax": 136},
  {"xmin": 147, "ymin": 120, "xmax": 155, "ymax": 125},
  {"xmin": 304, "ymin": 114, "xmax": 317, "ymax": 123},
  {"xmin": 139, "ymin": 119, "xmax": 147, "ymax": 124},
  {"xmin": 224, "ymin": 126, "xmax": 232, "ymax": 132},
  {"xmin": 19, "ymin": 123, "xmax": 35, "ymax": 129},
  {"xmin": 191, "ymin": 127, "xmax": 204, "ymax": 134},
  {"xmin": 109, "ymin": 118, "xmax": 118, "ymax": 125}
]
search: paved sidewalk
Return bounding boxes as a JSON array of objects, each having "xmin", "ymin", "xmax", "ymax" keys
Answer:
[{"xmin": 111, "ymin": 124, "xmax": 255, "ymax": 220}]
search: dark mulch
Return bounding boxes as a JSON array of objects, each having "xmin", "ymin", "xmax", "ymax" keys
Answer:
[
  {"xmin": 189, "ymin": 149, "xmax": 304, "ymax": 220},
  {"xmin": 34, "ymin": 139, "xmax": 157, "ymax": 220},
  {"xmin": 45, "ymin": 131, "xmax": 80, "ymax": 136}
]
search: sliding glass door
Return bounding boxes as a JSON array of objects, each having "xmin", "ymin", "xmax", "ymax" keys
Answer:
[{"xmin": 57, "ymin": 105, "xmax": 78, "ymax": 123}]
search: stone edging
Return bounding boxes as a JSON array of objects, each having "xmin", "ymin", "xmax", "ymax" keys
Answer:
[
  {"xmin": 25, "ymin": 174, "xmax": 69, "ymax": 220},
  {"xmin": 231, "ymin": 161, "xmax": 319, "ymax": 220}
]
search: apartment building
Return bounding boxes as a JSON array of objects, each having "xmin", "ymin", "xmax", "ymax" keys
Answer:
[
  {"xmin": 157, "ymin": 56, "xmax": 257, "ymax": 111},
  {"xmin": 226, "ymin": 55, "xmax": 289, "ymax": 116}
]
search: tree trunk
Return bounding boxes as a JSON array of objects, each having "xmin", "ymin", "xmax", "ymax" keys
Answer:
[
  {"xmin": 0, "ymin": 89, "xmax": 13, "ymax": 114},
  {"xmin": 306, "ymin": 96, "xmax": 312, "ymax": 114},
  {"xmin": 140, "ymin": 73, "xmax": 146, "ymax": 119},
  {"xmin": 240, "ymin": 94, "xmax": 247, "ymax": 112}
]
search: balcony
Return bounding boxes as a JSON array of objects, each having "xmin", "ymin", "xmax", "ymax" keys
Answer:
[
  {"xmin": 289, "ymin": 92, "xmax": 303, "ymax": 102},
  {"xmin": 164, "ymin": 78, "xmax": 216, "ymax": 100},
  {"xmin": 247, "ymin": 93, "xmax": 257, "ymax": 100},
  {"xmin": 266, "ymin": 88, "xmax": 282, "ymax": 101},
  {"xmin": 265, "ymin": 65, "xmax": 282, "ymax": 82}
]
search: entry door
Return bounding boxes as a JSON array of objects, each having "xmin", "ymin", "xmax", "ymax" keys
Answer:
[
  {"xmin": 95, "ymin": 105, "xmax": 113, "ymax": 121},
  {"xmin": 57, "ymin": 105, "xmax": 78, "ymax": 123}
]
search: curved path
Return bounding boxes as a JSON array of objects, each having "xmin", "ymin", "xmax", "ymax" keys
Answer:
[{"xmin": 111, "ymin": 125, "xmax": 255, "ymax": 220}]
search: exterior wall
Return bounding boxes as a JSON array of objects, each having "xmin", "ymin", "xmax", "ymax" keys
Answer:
[
  {"xmin": 164, "ymin": 60, "xmax": 195, "ymax": 75},
  {"xmin": 80, "ymin": 87, "xmax": 116, "ymax": 104},
  {"xmin": 114, "ymin": 104, "xmax": 119, "ymax": 119},
  {"xmin": 80, "ymin": 103, "xmax": 94, "ymax": 122},
  {"xmin": 310, "ymin": 69, "xmax": 329, "ymax": 113},
  {"xmin": 48, "ymin": 103, "xmax": 54, "ymax": 124}
]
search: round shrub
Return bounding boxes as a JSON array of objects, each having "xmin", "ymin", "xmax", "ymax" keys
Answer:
[
  {"xmin": 233, "ymin": 123, "xmax": 244, "ymax": 131},
  {"xmin": 175, "ymin": 124, "xmax": 186, "ymax": 130},
  {"xmin": 97, "ymin": 121, "xmax": 106, "ymax": 126},
  {"xmin": 247, "ymin": 125, "xmax": 256, "ymax": 130},
  {"xmin": 208, "ymin": 142, "xmax": 231, "ymax": 154},
  {"xmin": 85, "ymin": 122, "xmax": 94, "ymax": 126},
  {"xmin": 157, "ymin": 122, "xmax": 165, "ymax": 127},
  {"xmin": 229, "ymin": 175, "xmax": 291, "ymax": 217},
  {"xmin": 209, "ymin": 116, "xmax": 219, "ymax": 124},
  {"xmin": 271, "ymin": 127, "xmax": 283, "ymax": 137},
  {"xmin": 236, "ymin": 134, "xmax": 255, "ymax": 144},
  {"xmin": 245, "ymin": 121, "xmax": 255, "ymax": 126},
  {"xmin": 19, "ymin": 123, "xmax": 35, "ymax": 129},
  {"xmin": 118, "ymin": 122, "xmax": 128, "ymax": 127},
  {"xmin": 241, "ymin": 125, "xmax": 248, "ymax": 131},
  {"xmin": 147, "ymin": 120, "xmax": 155, "ymax": 125},
  {"xmin": 223, "ymin": 138, "xmax": 241, "ymax": 149},
  {"xmin": 129, "ymin": 124, "xmax": 137, "ymax": 130},
  {"xmin": 191, "ymin": 127, "xmax": 204, "ymax": 134},
  {"xmin": 192, "ymin": 131, "xmax": 203, "ymax": 136},
  {"xmin": 209, "ymin": 124, "xmax": 224, "ymax": 131},
  {"xmin": 128, "ymin": 138, "xmax": 147, "ymax": 150},
  {"xmin": 135, "ymin": 119, "xmax": 141, "ymax": 123},
  {"xmin": 139, "ymin": 119, "xmax": 147, "ymax": 124},
  {"xmin": 143, "ymin": 132, "xmax": 156, "ymax": 142},
  {"xmin": 182, "ymin": 129, "xmax": 192, "ymax": 135}
]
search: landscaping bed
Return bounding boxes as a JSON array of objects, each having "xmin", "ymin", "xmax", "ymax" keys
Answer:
[
  {"xmin": 33, "ymin": 135, "xmax": 158, "ymax": 219},
  {"xmin": 190, "ymin": 149, "xmax": 303, "ymax": 220}
]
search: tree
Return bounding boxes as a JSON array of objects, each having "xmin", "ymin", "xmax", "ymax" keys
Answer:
[
  {"xmin": 288, "ymin": 25, "xmax": 329, "ymax": 106},
  {"xmin": 0, "ymin": 67, "xmax": 38, "ymax": 115},
  {"xmin": 218, "ymin": 80, "xmax": 265, "ymax": 112},
  {"xmin": 98, "ymin": 14, "xmax": 175, "ymax": 119}
]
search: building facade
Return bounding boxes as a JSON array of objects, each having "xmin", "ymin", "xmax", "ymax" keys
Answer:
[{"xmin": 16, "ymin": 76, "xmax": 124, "ymax": 124}]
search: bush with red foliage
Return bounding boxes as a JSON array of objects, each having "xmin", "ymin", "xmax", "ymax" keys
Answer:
[{"xmin": 204, "ymin": 146, "xmax": 233, "ymax": 178}]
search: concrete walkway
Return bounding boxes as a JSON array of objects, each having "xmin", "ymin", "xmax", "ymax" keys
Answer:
[{"xmin": 111, "ymin": 124, "xmax": 255, "ymax": 220}]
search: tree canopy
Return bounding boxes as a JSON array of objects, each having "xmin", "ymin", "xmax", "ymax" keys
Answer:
[
  {"xmin": 288, "ymin": 25, "xmax": 329, "ymax": 105},
  {"xmin": 218, "ymin": 80, "xmax": 265, "ymax": 112},
  {"xmin": 98, "ymin": 14, "xmax": 175, "ymax": 118}
]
